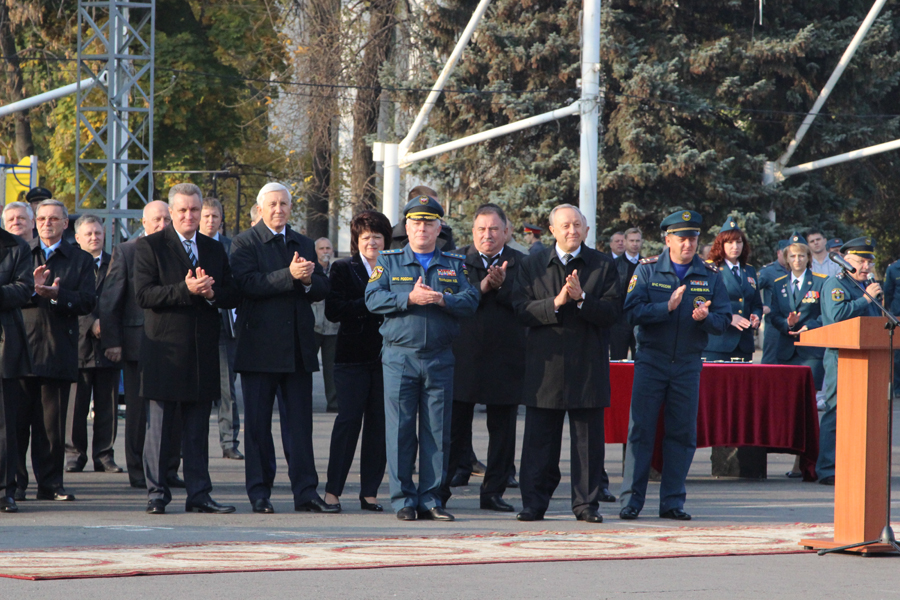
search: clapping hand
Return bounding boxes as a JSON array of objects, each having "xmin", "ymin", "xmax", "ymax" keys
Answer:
[
  {"xmin": 668, "ymin": 285, "xmax": 686, "ymax": 312},
  {"xmin": 289, "ymin": 253, "xmax": 314, "ymax": 285},
  {"xmin": 566, "ymin": 269, "xmax": 583, "ymax": 301},
  {"xmin": 34, "ymin": 265, "xmax": 60, "ymax": 300},
  {"xmin": 185, "ymin": 267, "xmax": 215, "ymax": 299},
  {"xmin": 731, "ymin": 314, "xmax": 752, "ymax": 331},
  {"xmin": 692, "ymin": 300, "xmax": 711, "ymax": 321},
  {"xmin": 408, "ymin": 277, "xmax": 445, "ymax": 306},
  {"xmin": 786, "ymin": 310, "xmax": 801, "ymax": 328}
]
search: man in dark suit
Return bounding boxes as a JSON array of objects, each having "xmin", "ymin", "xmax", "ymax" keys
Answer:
[
  {"xmin": 437, "ymin": 203, "xmax": 524, "ymax": 513},
  {"xmin": 609, "ymin": 227, "xmax": 643, "ymax": 360},
  {"xmin": 513, "ymin": 203, "xmax": 620, "ymax": 523},
  {"xmin": 64, "ymin": 215, "xmax": 122, "ymax": 474},
  {"xmin": 230, "ymin": 182, "xmax": 333, "ymax": 515},
  {"xmin": 199, "ymin": 197, "xmax": 242, "ymax": 460},
  {"xmin": 133, "ymin": 184, "xmax": 240, "ymax": 515},
  {"xmin": 0, "ymin": 218, "xmax": 35, "ymax": 512},
  {"xmin": 16, "ymin": 199, "xmax": 96, "ymax": 502},
  {"xmin": 99, "ymin": 201, "xmax": 182, "ymax": 489}
]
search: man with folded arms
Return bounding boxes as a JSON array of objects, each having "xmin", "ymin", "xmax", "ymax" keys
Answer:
[{"xmin": 134, "ymin": 184, "xmax": 240, "ymax": 515}]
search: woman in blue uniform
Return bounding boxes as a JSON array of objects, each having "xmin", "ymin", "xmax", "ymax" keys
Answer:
[
  {"xmin": 768, "ymin": 233, "xmax": 828, "ymax": 477},
  {"xmin": 702, "ymin": 217, "xmax": 762, "ymax": 361}
]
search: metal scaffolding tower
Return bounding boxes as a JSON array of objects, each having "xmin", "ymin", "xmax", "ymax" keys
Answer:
[{"xmin": 76, "ymin": 0, "xmax": 155, "ymax": 248}]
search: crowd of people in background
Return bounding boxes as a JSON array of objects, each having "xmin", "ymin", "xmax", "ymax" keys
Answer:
[{"xmin": 0, "ymin": 182, "xmax": 888, "ymax": 523}]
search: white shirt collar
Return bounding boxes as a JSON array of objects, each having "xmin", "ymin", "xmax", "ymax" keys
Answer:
[
  {"xmin": 480, "ymin": 246, "xmax": 503, "ymax": 266},
  {"xmin": 175, "ymin": 230, "xmax": 197, "ymax": 246},
  {"xmin": 625, "ymin": 251, "xmax": 640, "ymax": 264},
  {"xmin": 724, "ymin": 259, "xmax": 740, "ymax": 272},
  {"xmin": 266, "ymin": 223, "xmax": 286, "ymax": 237},
  {"xmin": 40, "ymin": 239, "xmax": 62, "ymax": 255},
  {"xmin": 361, "ymin": 257, "xmax": 374, "ymax": 277},
  {"xmin": 555, "ymin": 244, "xmax": 582, "ymax": 264},
  {"xmin": 211, "ymin": 232, "xmax": 220, "ymax": 241},
  {"xmin": 791, "ymin": 271, "xmax": 805, "ymax": 286}
]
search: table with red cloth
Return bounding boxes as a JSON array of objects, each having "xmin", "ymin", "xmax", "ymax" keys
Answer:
[{"xmin": 604, "ymin": 362, "xmax": 820, "ymax": 481}]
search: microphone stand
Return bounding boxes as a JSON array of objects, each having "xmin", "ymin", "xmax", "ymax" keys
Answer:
[{"xmin": 819, "ymin": 267, "xmax": 900, "ymax": 556}]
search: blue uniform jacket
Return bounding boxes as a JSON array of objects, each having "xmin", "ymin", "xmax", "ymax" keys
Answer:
[
  {"xmin": 821, "ymin": 272, "xmax": 882, "ymax": 326},
  {"xmin": 768, "ymin": 268, "xmax": 827, "ymax": 362},
  {"xmin": 758, "ymin": 261, "xmax": 790, "ymax": 308},
  {"xmin": 883, "ymin": 260, "xmax": 900, "ymax": 317},
  {"xmin": 624, "ymin": 249, "xmax": 731, "ymax": 358},
  {"xmin": 365, "ymin": 245, "xmax": 480, "ymax": 354},
  {"xmin": 704, "ymin": 262, "xmax": 762, "ymax": 355}
]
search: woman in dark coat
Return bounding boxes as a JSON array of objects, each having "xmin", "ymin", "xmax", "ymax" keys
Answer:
[
  {"xmin": 702, "ymin": 216, "xmax": 762, "ymax": 361},
  {"xmin": 323, "ymin": 211, "xmax": 392, "ymax": 511}
]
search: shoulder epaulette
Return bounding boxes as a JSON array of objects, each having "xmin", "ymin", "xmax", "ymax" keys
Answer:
[
  {"xmin": 774, "ymin": 274, "xmax": 788, "ymax": 282},
  {"xmin": 813, "ymin": 272, "xmax": 828, "ymax": 278},
  {"xmin": 380, "ymin": 249, "xmax": 403, "ymax": 255},
  {"xmin": 442, "ymin": 251, "xmax": 465, "ymax": 260},
  {"xmin": 639, "ymin": 255, "xmax": 659, "ymax": 265},
  {"xmin": 704, "ymin": 262, "xmax": 719, "ymax": 273}
]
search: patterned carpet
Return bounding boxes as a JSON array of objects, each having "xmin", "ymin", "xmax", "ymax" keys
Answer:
[{"xmin": 1, "ymin": 523, "xmax": 835, "ymax": 580}]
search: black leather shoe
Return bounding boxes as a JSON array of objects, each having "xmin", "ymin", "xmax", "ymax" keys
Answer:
[
  {"xmin": 0, "ymin": 497, "xmax": 18, "ymax": 513},
  {"xmin": 818, "ymin": 476, "xmax": 835, "ymax": 486},
  {"xmin": 360, "ymin": 498, "xmax": 384, "ymax": 512},
  {"xmin": 660, "ymin": 508, "xmax": 692, "ymax": 521},
  {"xmin": 480, "ymin": 494, "xmax": 514, "ymax": 512},
  {"xmin": 166, "ymin": 475, "xmax": 186, "ymax": 488},
  {"xmin": 506, "ymin": 475, "xmax": 519, "ymax": 488},
  {"xmin": 252, "ymin": 498, "xmax": 275, "ymax": 514},
  {"xmin": 36, "ymin": 488, "xmax": 75, "ymax": 501},
  {"xmin": 449, "ymin": 470, "xmax": 470, "ymax": 487},
  {"xmin": 516, "ymin": 507, "xmax": 545, "ymax": 521},
  {"xmin": 65, "ymin": 458, "xmax": 86, "ymax": 473},
  {"xmin": 94, "ymin": 460, "xmax": 123, "ymax": 473},
  {"xmin": 130, "ymin": 478, "xmax": 147, "ymax": 489},
  {"xmin": 418, "ymin": 507, "xmax": 455, "ymax": 521},
  {"xmin": 146, "ymin": 500, "xmax": 166, "ymax": 514},
  {"xmin": 294, "ymin": 496, "xmax": 341, "ymax": 513},
  {"xmin": 576, "ymin": 508, "xmax": 603, "ymax": 523},
  {"xmin": 13, "ymin": 488, "xmax": 25, "ymax": 502},
  {"xmin": 470, "ymin": 460, "xmax": 487, "ymax": 476},
  {"xmin": 223, "ymin": 448, "xmax": 244, "ymax": 460},
  {"xmin": 396, "ymin": 507, "xmax": 417, "ymax": 521},
  {"xmin": 186, "ymin": 499, "xmax": 236, "ymax": 514},
  {"xmin": 599, "ymin": 488, "xmax": 616, "ymax": 503},
  {"xmin": 619, "ymin": 506, "xmax": 640, "ymax": 520}
]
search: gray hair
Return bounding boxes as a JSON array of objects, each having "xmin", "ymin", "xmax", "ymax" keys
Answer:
[
  {"xmin": 74, "ymin": 214, "xmax": 103, "ymax": 233},
  {"xmin": 548, "ymin": 203, "xmax": 585, "ymax": 228},
  {"xmin": 3, "ymin": 201, "xmax": 33, "ymax": 220},
  {"xmin": 257, "ymin": 182, "xmax": 291, "ymax": 206},
  {"xmin": 168, "ymin": 183, "xmax": 202, "ymax": 201},
  {"xmin": 36, "ymin": 199, "xmax": 69, "ymax": 220},
  {"xmin": 250, "ymin": 204, "xmax": 260, "ymax": 221},
  {"xmin": 315, "ymin": 237, "xmax": 332, "ymax": 246}
]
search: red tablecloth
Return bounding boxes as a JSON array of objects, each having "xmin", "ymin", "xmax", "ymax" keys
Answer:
[{"xmin": 605, "ymin": 363, "xmax": 820, "ymax": 480}]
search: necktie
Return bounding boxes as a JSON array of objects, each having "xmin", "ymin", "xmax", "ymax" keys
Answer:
[
  {"xmin": 482, "ymin": 254, "xmax": 497, "ymax": 268},
  {"xmin": 94, "ymin": 257, "xmax": 101, "ymax": 277},
  {"xmin": 274, "ymin": 233, "xmax": 289, "ymax": 263},
  {"xmin": 183, "ymin": 240, "xmax": 198, "ymax": 267},
  {"xmin": 562, "ymin": 253, "xmax": 573, "ymax": 265},
  {"xmin": 732, "ymin": 265, "xmax": 740, "ymax": 280},
  {"xmin": 793, "ymin": 278, "xmax": 801, "ymax": 303}
]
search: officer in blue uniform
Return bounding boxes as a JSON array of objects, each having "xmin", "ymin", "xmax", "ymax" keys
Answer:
[
  {"xmin": 882, "ymin": 255, "xmax": 900, "ymax": 394},
  {"xmin": 816, "ymin": 237, "xmax": 883, "ymax": 485},
  {"xmin": 758, "ymin": 240, "xmax": 791, "ymax": 364},
  {"xmin": 768, "ymin": 232, "xmax": 828, "ymax": 388},
  {"xmin": 365, "ymin": 194, "xmax": 479, "ymax": 521},
  {"xmin": 702, "ymin": 216, "xmax": 762, "ymax": 361},
  {"xmin": 618, "ymin": 210, "xmax": 731, "ymax": 521}
]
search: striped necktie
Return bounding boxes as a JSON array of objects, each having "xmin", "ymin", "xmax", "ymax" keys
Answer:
[{"xmin": 183, "ymin": 240, "xmax": 198, "ymax": 267}]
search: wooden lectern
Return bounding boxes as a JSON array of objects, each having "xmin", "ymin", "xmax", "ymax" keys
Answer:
[{"xmin": 795, "ymin": 316, "xmax": 893, "ymax": 553}]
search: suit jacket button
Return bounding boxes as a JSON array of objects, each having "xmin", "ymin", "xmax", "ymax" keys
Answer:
[
  {"xmin": 738, "ymin": 298, "xmax": 742, "ymax": 302},
  {"xmin": 69, "ymin": 329, "xmax": 73, "ymax": 334},
  {"xmin": 738, "ymin": 310, "xmax": 743, "ymax": 314}
]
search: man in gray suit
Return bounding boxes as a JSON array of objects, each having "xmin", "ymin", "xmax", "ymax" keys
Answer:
[{"xmin": 199, "ymin": 198, "xmax": 242, "ymax": 460}]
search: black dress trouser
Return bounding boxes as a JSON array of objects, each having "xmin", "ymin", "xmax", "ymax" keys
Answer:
[
  {"xmin": 15, "ymin": 377, "xmax": 71, "ymax": 493},
  {"xmin": 65, "ymin": 367, "xmax": 119, "ymax": 466}
]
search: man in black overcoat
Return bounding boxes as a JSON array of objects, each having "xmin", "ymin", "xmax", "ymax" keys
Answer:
[
  {"xmin": 17, "ymin": 199, "xmax": 96, "ymax": 502},
  {"xmin": 133, "ymin": 184, "xmax": 240, "ymax": 515},
  {"xmin": 65, "ymin": 215, "xmax": 122, "ymax": 474},
  {"xmin": 0, "ymin": 225, "xmax": 34, "ymax": 512},
  {"xmin": 99, "ymin": 201, "xmax": 182, "ymax": 489},
  {"xmin": 513, "ymin": 204, "xmax": 620, "ymax": 523},
  {"xmin": 437, "ymin": 204, "xmax": 524, "ymax": 513},
  {"xmin": 229, "ymin": 182, "xmax": 332, "ymax": 515},
  {"xmin": 609, "ymin": 227, "xmax": 643, "ymax": 359}
]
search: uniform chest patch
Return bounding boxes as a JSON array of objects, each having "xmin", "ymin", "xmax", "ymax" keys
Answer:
[
  {"xmin": 747, "ymin": 277, "xmax": 757, "ymax": 289},
  {"xmin": 802, "ymin": 291, "xmax": 820, "ymax": 303},
  {"xmin": 650, "ymin": 281, "xmax": 671, "ymax": 290},
  {"xmin": 392, "ymin": 276, "xmax": 414, "ymax": 283},
  {"xmin": 689, "ymin": 279, "xmax": 706, "ymax": 286},
  {"xmin": 628, "ymin": 274, "xmax": 638, "ymax": 293},
  {"xmin": 437, "ymin": 268, "xmax": 456, "ymax": 277},
  {"xmin": 368, "ymin": 266, "xmax": 384, "ymax": 282},
  {"xmin": 689, "ymin": 287, "xmax": 710, "ymax": 293},
  {"xmin": 831, "ymin": 288, "xmax": 845, "ymax": 302},
  {"xmin": 693, "ymin": 296, "xmax": 707, "ymax": 308}
]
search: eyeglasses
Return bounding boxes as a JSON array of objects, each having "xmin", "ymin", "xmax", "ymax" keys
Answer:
[{"xmin": 36, "ymin": 217, "xmax": 62, "ymax": 224}]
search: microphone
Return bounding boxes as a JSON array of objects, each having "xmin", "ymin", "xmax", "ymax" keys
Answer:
[
  {"xmin": 867, "ymin": 273, "xmax": 883, "ymax": 302},
  {"xmin": 829, "ymin": 252, "xmax": 856, "ymax": 274}
]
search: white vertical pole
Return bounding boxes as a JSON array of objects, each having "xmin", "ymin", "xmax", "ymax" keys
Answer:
[
  {"xmin": 0, "ymin": 156, "xmax": 6, "ymax": 205},
  {"xmin": 580, "ymin": 0, "xmax": 601, "ymax": 248},
  {"xmin": 383, "ymin": 143, "xmax": 400, "ymax": 224},
  {"xmin": 29, "ymin": 155, "xmax": 38, "ymax": 187}
]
